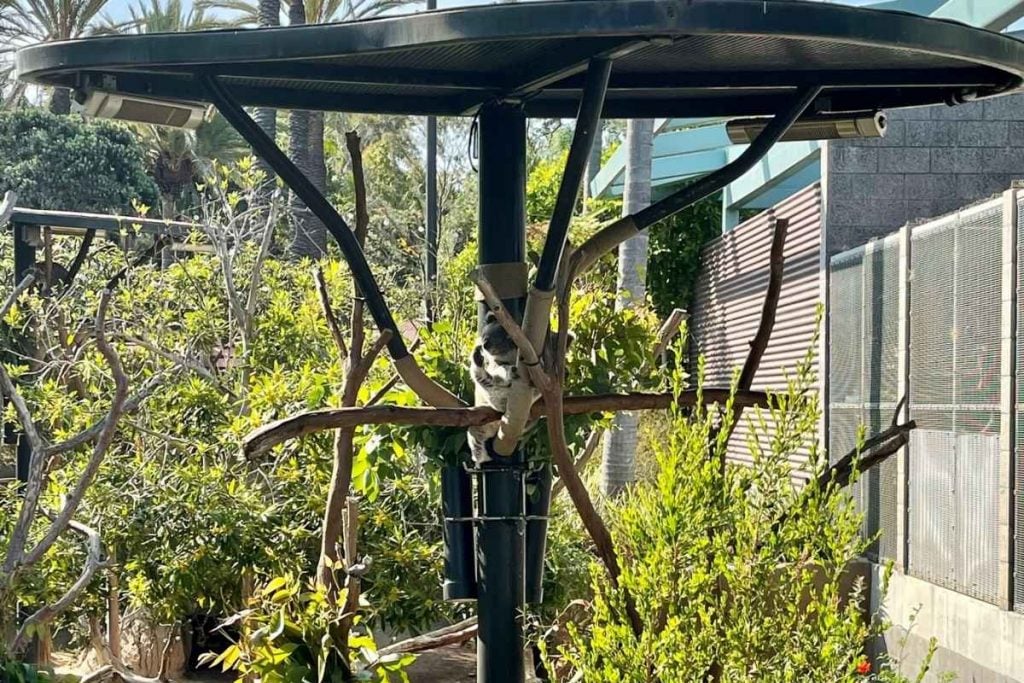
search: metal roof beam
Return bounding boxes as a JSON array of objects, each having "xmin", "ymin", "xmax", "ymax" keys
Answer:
[{"xmin": 932, "ymin": 0, "xmax": 1024, "ymax": 32}]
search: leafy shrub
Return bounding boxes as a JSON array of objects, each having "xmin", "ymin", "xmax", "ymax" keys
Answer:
[
  {"xmin": 201, "ymin": 575, "xmax": 414, "ymax": 683},
  {"xmin": 553, "ymin": 352, "xmax": 935, "ymax": 682},
  {"xmin": 0, "ymin": 109, "xmax": 158, "ymax": 212}
]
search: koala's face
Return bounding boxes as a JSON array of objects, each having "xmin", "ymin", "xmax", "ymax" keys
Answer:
[{"xmin": 480, "ymin": 311, "xmax": 517, "ymax": 363}]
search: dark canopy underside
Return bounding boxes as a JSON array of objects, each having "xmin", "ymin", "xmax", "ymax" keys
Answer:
[{"xmin": 15, "ymin": 0, "xmax": 1024, "ymax": 118}]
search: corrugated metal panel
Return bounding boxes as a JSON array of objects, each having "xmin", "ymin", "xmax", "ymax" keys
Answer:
[{"xmin": 690, "ymin": 183, "xmax": 822, "ymax": 480}]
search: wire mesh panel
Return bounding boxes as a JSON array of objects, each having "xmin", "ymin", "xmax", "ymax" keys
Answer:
[
  {"xmin": 909, "ymin": 201, "xmax": 1003, "ymax": 605},
  {"xmin": 828, "ymin": 237, "xmax": 900, "ymax": 561},
  {"xmin": 1016, "ymin": 192, "xmax": 1024, "ymax": 613}
]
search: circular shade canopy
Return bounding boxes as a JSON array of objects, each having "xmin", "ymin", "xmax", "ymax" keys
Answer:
[{"xmin": 15, "ymin": 0, "xmax": 1024, "ymax": 118}]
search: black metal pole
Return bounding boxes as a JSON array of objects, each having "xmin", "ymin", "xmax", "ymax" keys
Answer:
[
  {"xmin": 476, "ymin": 101, "xmax": 527, "ymax": 683},
  {"xmin": 424, "ymin": 0, "xmax": 438, "ymax": 323},
  {"xmin": 534, "ymin": 58, "xmax": 612, "ymax": 292},
  {"xmin": 199, "ymin": 74, "xmax": 410, "ymax": 360},
  {"xmin": 12, "ymin": 223, "xmax": 35, "ymax": 488},
  {"xmin": 441, "ymin": 462, "xmax": 477, "ymax": 600}
]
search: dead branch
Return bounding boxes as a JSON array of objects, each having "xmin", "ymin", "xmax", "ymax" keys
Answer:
[
  {"xmin": 713, "ymin": 218, "xmax": 789, "ymax": 456},
  {"xmin": 45, "ymin": 376, "xmax": 162, "ymax": 456},
  {"xmin": 552, "ymin": 429, "xmax": 602, "ymax": 498},
  {"xmin": 24, "ymin": 291, "xmax": 130, "ymax": 566},
  {"xmin": 10, "ymin": 517, "xmax": 106, "ymax": 653},
  {"xmin": 376, "ymin": 617, "xmax": 478, "ymax": 657},
  {"xmin": 653, "ymin": 308, "xmax": 687, "ymax": 360},
  {"xmin": 816, "ymin": 421, "xmax": 916, "ymax": 492},
  {"xmin": 77, "ymin": 623, "xmax": 179, "ymax": 683},
  {"xmin": 315, "ymin": 266, "xmax": 349, "ymax": 359},
  {"xmin": 243, "ymin": 388, "xmax": 770, "ymax": 457},
  {"xmin": 105, "ymin": 236, "xmax": 169, "ymax": 292},
  {"xmin": 0, "ymin": 190, "xmax": 15, "ymax": 226}
]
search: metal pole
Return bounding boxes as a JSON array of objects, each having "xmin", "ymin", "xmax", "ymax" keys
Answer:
[
  {"xmin": 424, "ymin": 0, "xmax": 438, "ymax": 323},
  {"xmin": 12, "ymin": 223, "xmax": 35, "ymax": 488},
  {"xmin": 475, "ymin": 101, "xmax": 526, "ymax": 683}
]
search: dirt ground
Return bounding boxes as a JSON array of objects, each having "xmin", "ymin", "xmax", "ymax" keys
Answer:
[{"xmin": 55, "ymin": 643, "xmax": 478, "ymax": 682}]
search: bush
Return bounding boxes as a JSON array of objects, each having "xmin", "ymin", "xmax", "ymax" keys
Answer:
[
  {"xmin": 553, "ymin": 350, "xmax": 934, "ymax": 682},
  {"xmin": 0, "ymin": 109, "xmax": 158, "ymax": 213}
]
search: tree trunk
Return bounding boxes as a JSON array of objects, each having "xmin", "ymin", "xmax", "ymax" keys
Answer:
[
  {"xmin": 253, "ymin": 0, "xmax": 280, "ymax": 194},
  {"xmin": 600, "ymin": 118, "xmax": 653, "ymax": 497},
  {"xmin": 307, "ymin": 110, "xmax": 329, "ymax": 250},
  {"xmin": 49, "ymin": 87, "xmax": 71, "ymax": 115},
  {"xmin": 286, "ymin": 0, "xmax": 325, "ymax": 259}
]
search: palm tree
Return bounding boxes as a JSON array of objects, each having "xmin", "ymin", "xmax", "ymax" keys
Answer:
[
  {"xmin": 0, "ymin": 0, "xmax": 117, "ymax": 113},
  {"xmin": 601, "ymin": 118, "xmax": 653, "ymax": 497},
  {"xmin": 111, "ymin": 0, "xmax": 246, "ymax": 218},
  {"xmin": 205, "ymin": 0, "xmax": 416, "ymax": 257},
  {"xmin": 286, "ymin": 0, "xmax": 325, "ymax": 257}
]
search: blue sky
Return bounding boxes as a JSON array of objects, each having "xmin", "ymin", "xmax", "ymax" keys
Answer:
[{"xmin": 99, "ymin": 0, "xmax": 1024, "ymax": 30}]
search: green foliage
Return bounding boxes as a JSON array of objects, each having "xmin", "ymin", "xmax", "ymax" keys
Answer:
[
  {"xmin": 526, "ymin": 149, "xmax": 567, "ymax": 225},
  {"xmin": 200, "ymin": 575, "xmax": 414, "ymax": 683},
  {"xmin": 553, "ymin": 346, "xmax": 931, "ymax": 682},
  {"xmin": 0, "ymin": 109, "xmax": 158, "ymax": 212},
  {"xmin": 646, "ymin": 191, "xmax": 722, "ymax": 318}
]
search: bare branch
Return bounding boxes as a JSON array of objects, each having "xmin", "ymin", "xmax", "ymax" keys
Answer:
[
  {"xmin": 24, "ymin": 290, "xmax": 130, "ymax": 566},
  {"xmin": 46, "ymin": 376, "xmax": 162, "ymax": 455},
  {"xmin": 1, "ymin": 273, "xmax": 36, "ymax": 320},
  {"xmin": 652, "ymin": 308, "xmax": 687, "ymax": 360},
  {"xmin": 244, "ymin": 388, "xmax": 769, "ymax": 457},
  {"xmin": 10, "ymin": 517, "xmax": 106, "ymax": 654},
  {"xmin": 816, "ymin": 421, "xmax": 916, "ymax": 492},
  {"xmin": 353, "ymin": 330, "xmax": 393, "ymax": 388},
  {"xmin": 552, "ymin": 429, "xmax": 602, "ymax": 498},
  {"xmin": 376, "ymin": 617, "xmax": 478, "ymax": 657},
  {"xmin": 315, "ymin": 266, "xmax": 349, "ymax": 359},
  {"xmin": 105, "ymin": 236, "xmax": 169, "ymax": 292},
  {"xmin": 0, "ymin": 190, "xmax": 15, "ymax": 226}
]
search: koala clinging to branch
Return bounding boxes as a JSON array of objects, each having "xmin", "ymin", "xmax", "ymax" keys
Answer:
[{"xmin": 468, "ymin": 310, "xmax": 570, "ymax": 464}]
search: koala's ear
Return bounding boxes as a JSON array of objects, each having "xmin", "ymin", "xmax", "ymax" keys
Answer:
[{"xmin": 485, "ymin": 311, "xmax": 497, "ymax": 324}]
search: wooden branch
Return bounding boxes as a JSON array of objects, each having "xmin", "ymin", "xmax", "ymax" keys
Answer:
[
  {"xmin": 315, "ymin": 266, "xmax": 349, "ymax": 360},
  {"xmin": 0, "ymin": 190, "xmax": 15, "ymax": 227},
  {"xmin": 45, "ymin": 377, "xmax": 161, "ymax": 455},
  {"xmin": 345, "ymin": 131, "xmax": 370, "ymax": 248},
  {"xmin": 354, "ymin": 330, "xmax": 393, "ymax": 387},
  {"xmin": 243, "ymin": 388, "xmax": 769, "ymax": 457},
  {"xmin": 376, "ymin": 617, "xmax": 478, "ymax": 657},
  {"xmin": 25, "ymin": 291, "xmax": 130, "ymax": 566},
  {"xmin": 63, "ymin": 229, "xmax": 97, "ymax": 289},
  {"xmin": 652, "ymin": 308, "xmax": 687, "ymax": 360},
  {"xmin": 738, "ymin": 219, "xmax": 788, "ymax": 391},
  {"xmin": 10, "ymin": 517, "xmax": 105, "ymax": 654},
  {"xmin": 105, "ymin": 236, "xmax": 168, "ymax": 292},
  {"xmin": 474, "ymin": 276, "xmax": 542, "ymax": 369},
  {"xmin": 552, "ymin": 429, "xmax": 602, "ymax": 498},
  {"xmin": 1, "ymin": 273, "xmax": 36, "ymax": 320},
  {"xmin": 816, "ymin": 421, "xmax": 916, "ymax": 492}
]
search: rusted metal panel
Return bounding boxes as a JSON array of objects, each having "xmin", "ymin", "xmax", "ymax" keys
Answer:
[{"xmin": 690, "ymin": 183, "xmax": 823, "ymax": 475}]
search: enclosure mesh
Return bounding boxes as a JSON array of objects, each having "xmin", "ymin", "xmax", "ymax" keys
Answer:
[
  {"xmin": 1016, "ymin": 194, "xmax": 1024, "ymax": 613},
  {"xmin": 827, "ymin": 238, "xmax": 899, "ymax": 561},
  {"xmin": 908, "ymin": 204, "xmax": 1003, "ymax": 605}
]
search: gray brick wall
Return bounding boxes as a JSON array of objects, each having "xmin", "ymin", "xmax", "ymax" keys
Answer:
[{"xmin": 825, "ymin": 93, "xmax": 1024, "ymax": 256}]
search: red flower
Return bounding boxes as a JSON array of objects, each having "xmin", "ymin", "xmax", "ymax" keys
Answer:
[{"xmin": 856, "ymin": 659, "xmax": 871, "ymax": 676}]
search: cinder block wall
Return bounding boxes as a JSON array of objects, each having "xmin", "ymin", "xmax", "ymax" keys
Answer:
[{"xmin": 825, "ymin": 93, "xmax": 1024, "ymax": 257}]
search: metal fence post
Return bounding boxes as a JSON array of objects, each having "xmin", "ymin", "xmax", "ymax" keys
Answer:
[
  {"xmin": 999, "ymin": 188, "xmax": 1017, "ymax": 610},
  {"xmin": 897, "ymin": 221, "xmax": 911, "ymax": 574}
]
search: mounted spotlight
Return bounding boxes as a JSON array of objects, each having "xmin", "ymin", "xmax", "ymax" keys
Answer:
[
  {"xmin": 726, "ymin": 111, "xmax": 886, "ymax": 144},
  {"xmin": 74, "ymin": 88, "xmax": 211, "ymax": 130}
]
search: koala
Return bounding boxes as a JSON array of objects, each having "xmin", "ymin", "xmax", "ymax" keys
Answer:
[{"xmin": 467, "ymin": 311, "xmax": 571, "ymax": 464}]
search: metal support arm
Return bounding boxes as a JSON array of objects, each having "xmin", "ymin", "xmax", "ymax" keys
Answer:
[
  {"xmin": 569, "ymin": 85, "xmax": 823, "ymax": 281},
  {"xmin": 199, "ymin": 74, "xmax": 409, "ymax": 360}
]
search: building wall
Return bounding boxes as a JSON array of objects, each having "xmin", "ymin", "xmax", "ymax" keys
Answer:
[
  {"xmin": 689, "ymin": 183, "xmax": 822, "ymax": 479},
  {"xmin": 825, "ymin": 93, "xmax": 1024, "ymax": 257}
]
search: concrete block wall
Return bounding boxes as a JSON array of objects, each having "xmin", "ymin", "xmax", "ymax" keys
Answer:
[{"xmin": 824, "ymin": 93, "xmax": 1024, "ymax": 257}]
